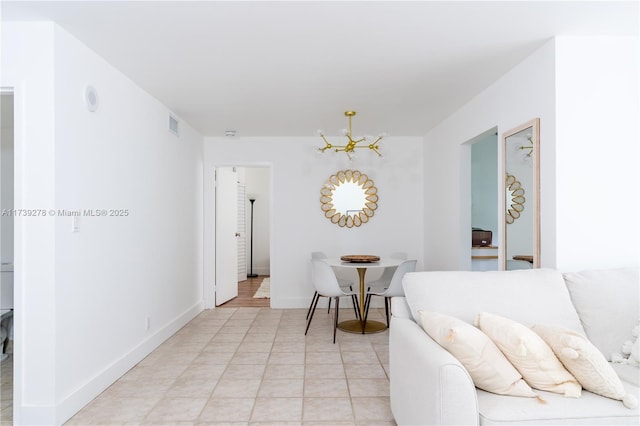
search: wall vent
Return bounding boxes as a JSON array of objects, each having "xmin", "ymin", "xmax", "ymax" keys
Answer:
[{"xmin": 169, "ymin": 115, "xmax": 179, "ymax": 136}]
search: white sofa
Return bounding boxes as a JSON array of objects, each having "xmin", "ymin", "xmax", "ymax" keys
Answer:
[{"xmin": 389, "ymin": 268, "xmax": 639, "ymax": 425}]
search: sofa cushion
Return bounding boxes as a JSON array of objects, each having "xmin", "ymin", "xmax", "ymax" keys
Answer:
[
  {"xmin": 475, "ymin": 312, "xmax": 581, "ymax": 397},
  {"xmin": 418, "ymin": 310, "xmax": 537, "ymax": 397},
  {"xmin": 563, "ymin": 268, "xmax": 639, "ymax": 361},
  {"xmin": 477, "ymin": 387, "xmax": 640, "ymax": 425},
  {"xmin": 532, "ymin": 324, "xmax": 637, "ymax": 408},
  {"xmin": 402, "ymin": 269, "xmax": 584, "ymax": 332},
  {"xmin": 612, "ymin": 363, "xmax": 640, "ymax": 387}
]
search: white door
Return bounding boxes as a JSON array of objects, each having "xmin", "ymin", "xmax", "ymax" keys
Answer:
[
  {"xmin": 237, "ymin": 183, "xmax": 247, "ymax": 282},
  {"xmin": 215, "ymin": 167, "xmax": 239, "ymax": 306}
]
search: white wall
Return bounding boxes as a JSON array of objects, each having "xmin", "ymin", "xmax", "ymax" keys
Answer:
[
  {"xmin": 424, "ymin": 36, "xmax": 639, "ymax": 271},
  {"xmin": 554, "ymin": 36, "xmax": 639, "ymax": 270},
  {"xmin": 204, "ymin": 136, "xmax": 424, "ymax": 308},
  {"xmin": 2, "ymin": 23, "xmax": 204, "ymax": 425}
]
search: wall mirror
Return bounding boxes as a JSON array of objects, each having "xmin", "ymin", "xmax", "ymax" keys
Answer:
[
  {"xmin": 320, "ymin": 169, "xmax": 378, "ymax": 228},
  {"xmin": 501, "ymin": 118, "xmax": 540, "ymax": 270}
]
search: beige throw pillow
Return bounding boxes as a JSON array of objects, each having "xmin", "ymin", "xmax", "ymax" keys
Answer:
[
  {"xmin": 475, "ymin": 312, "xmax": 582, "ymax": 397},
  {"xmin": 532, "ymin": 324, "xmax": 638, "ymax": 409},
  {"xmin": 418, "ymin": 310, "xmax": 536, "ymax": 397}
]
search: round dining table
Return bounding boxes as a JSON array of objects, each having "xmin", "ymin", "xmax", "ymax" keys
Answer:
[{"xmin": 322, "ymin": 257, "xmax": 402, "ymax": 333}]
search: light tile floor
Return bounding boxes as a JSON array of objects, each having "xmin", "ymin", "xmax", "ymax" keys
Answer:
[{"xmin": 66, "ymin": 306, "xmax": 396, "ymax": 425}]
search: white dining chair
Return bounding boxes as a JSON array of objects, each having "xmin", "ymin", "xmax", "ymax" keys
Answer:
[
  {"xmin": 365, "ymin": 251, "xmax": 408, "ymax": 292},
  {"xmin": 308, "ymin": 252, "xmax": 359, "ymax": 319},
  {"xmin": 305, "ymin": 259, "xmax": 360, "ymax": 343},
  {"xmin": 364, "ymin": 259, "xmax": 417, "ymax": 327}
]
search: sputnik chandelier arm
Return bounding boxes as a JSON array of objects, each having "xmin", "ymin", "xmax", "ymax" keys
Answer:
[
  {"xmin": 518, "ymin": 135, "xmax": 534, "ymax": 157},
  {"xmin": 318, "ymin": 111, "xmax": 385, "ymax": 160}
]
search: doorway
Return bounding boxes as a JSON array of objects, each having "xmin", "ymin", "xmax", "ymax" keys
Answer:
[
  {"xmin": 0, "ymin": 91, "xmax": 15, "ymax": 424},
  {"xmin": 461, "ymin": 127, "xmax": 499, "ymax": 271},
  {"xmin": 211, "ymin": 165, "xmax": 271, "ymax": 308}
]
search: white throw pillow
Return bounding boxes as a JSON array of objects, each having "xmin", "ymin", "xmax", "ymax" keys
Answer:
[
  {"xmin": 532, "ymin": 324, "xmax": 638, "ymax": 409},
  {"xmin": 418, "ymin": 310, "xmax": 536, "ymax": 397},
  {"xmin": 475, "ymin": 312, "xmax": 582, "ymax": 397},
  {"xmin": 611, "ymin": 322, "xmax": 639, "ymax": 365}
]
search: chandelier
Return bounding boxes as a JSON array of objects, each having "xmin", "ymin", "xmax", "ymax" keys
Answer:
[{"xmin": 317, "ymin": 111, "xmax": 385, "ymax": 160}]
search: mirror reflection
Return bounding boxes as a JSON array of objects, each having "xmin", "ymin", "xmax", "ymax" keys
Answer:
[
  {"xmin": 505, "ymin": 174, "xmax": 525, "ymax": 224},
  {"xmin": 320, "ymin": 169, "xmax": 378, "ymax": 228},
  {"xmin": 502, "ymin": 119, "xmax": 540, "ymax": 270}
]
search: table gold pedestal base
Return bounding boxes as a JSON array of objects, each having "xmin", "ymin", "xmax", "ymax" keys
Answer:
[{"xmin": 337, "ymin": 319, "xmax": 387, "ymax": 334}]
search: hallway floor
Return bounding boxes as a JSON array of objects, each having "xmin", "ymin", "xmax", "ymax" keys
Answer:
[{"xmin": 219, "ymin": 275, "xmax": 270, "ymax": 308}]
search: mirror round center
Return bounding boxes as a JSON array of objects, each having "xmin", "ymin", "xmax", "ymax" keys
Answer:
[{"xmin": 319, "ymin": 169, "xmax": 378, "ymax": 228}]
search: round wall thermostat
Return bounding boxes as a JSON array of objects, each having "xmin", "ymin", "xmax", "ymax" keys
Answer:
[{"xmin": 85, "ymin": 85, "xmax": 99, "ymax": 112}]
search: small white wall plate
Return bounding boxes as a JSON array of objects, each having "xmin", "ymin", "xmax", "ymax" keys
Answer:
[{"xmin": 85, "ymin": 85, "xmax": 99, "ymax": 112}]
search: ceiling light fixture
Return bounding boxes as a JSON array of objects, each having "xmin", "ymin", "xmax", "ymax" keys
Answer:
[{"xmin": 317, "ymin": 111, "xmax": 385, "ymax": 160}]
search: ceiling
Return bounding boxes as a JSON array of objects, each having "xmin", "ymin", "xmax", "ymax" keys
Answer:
[{"xmin": 2, "ymin": 1, "xmax": 638, "ymax": 137}]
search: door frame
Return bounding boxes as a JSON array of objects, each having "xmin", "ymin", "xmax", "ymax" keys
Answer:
[{"xmin": 203, "ymin": 162, "xmax": 273, "ymax": 309}]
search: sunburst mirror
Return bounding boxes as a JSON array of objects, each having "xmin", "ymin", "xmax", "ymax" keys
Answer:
[{"xmin": 320, "ymin": 169, "xmax": 378, "ymax": 228}]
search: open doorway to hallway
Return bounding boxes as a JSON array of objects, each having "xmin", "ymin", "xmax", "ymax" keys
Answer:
[{"xmin": 215, "ymin": 166, "xmax": 271, "ymax": 308}]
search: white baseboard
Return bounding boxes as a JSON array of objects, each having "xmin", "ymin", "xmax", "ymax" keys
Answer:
[
  {"xmin": 19, "ymin": 301, "xmax": 203, "ymax": 426},
  {"xmin": 250, "ymin": 267, "xmax": 270, "ymax": 276}
]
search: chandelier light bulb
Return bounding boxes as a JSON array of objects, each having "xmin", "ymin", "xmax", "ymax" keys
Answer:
[
  {"xmin": 341, "ymin": 128, "xmax": 349, "ymax": 136},
  {"xmin": 316, "ymin": 129, "xmax": 324, "ymax": 136}
]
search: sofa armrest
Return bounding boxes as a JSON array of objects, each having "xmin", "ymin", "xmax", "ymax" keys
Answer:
[
  {"xmin": 391, "ymin": 296, "xmax": 413, "ymax": 320},
  {"xmin": 390, "ymin": 316, "xmax": 479, "ymax": 425}
]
